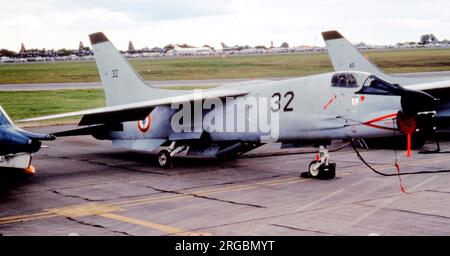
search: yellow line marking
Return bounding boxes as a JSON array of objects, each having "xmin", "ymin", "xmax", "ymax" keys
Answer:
[
  {"xmin": 0, "ymin": 177, "xmax": 298, "ymax": 224},
  {"xmin": 117, "ymin": 165, "xmax": 397, "ymax": 208},
  {"xmin": 113, "ymin": 194, "xmax": 189, "ymax": 207},
  {"xmin": 114, "ymin": 177, "xmax": 300, "ymax": 208},
  {"xmin": 2, "ymin": 154, "xmax": 450, "ymax": 226},
  {"xmin": 112, "ymin": 177, "xmax": 298, "ymax": 207},
  {"xmin": 0, "ymin": 214, "xmax": 58, "ymax": 225},
  {"xmin": 0, "ymin": 211, "xmax": 54, "ymax": 221},
  {"xmin": 48, "ymin": 203, "xmax": 120, "ymax": 218},
  {"xmin": 99, "ymin": 213, "xmax": 210, "ymax": 236}
]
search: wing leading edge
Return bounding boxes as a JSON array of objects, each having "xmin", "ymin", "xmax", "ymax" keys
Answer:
[{"xmin": 18, "ymin": 89, "xmax": 248, "ymax": 126}]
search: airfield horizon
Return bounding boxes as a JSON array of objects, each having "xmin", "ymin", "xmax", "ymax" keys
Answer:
[
  {"xmin": 1, "ymin": 48, "xmax": 450, "ymax": 126},
  {"xmin": 1, "ymin": 49, "xmax": 450, "ymax": 85}
]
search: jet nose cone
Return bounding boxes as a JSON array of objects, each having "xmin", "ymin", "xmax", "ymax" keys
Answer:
[{"xmin": 401, "ymin": 89, "xmax": 438, "ymax": 115}]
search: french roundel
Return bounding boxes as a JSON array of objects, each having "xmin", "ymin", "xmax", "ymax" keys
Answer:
[{"xmin": 137, "ymin": 115, "xmax": 151, "ymax": 132}]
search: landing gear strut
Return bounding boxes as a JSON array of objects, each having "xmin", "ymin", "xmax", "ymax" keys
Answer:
[
  {"xmin": 157, "ymin": 142, "xmax": 188, "ymax": 168},
  {"xmin": 301, "ymin": 146, "xmax": 336, "ymax": 180}
]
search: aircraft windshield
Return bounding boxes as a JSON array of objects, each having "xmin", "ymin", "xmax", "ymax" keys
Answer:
[
  {"xmin": 357, "ymin": 75, "xmax": 401, "ymax": 95},
  {"xmin": 331, "ymin": 73, "xmax": 358, "ymax": 88}
]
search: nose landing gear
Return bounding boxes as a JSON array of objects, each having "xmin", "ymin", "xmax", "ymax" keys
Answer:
[{"xmin": 301, "ymin": 146, "xmax": 336, "ymax": 180}]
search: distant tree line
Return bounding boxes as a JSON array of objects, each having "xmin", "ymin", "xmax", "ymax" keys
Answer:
[{"xmin": 0, "ymin": 49, "xmax": 17, "ymax": 57}]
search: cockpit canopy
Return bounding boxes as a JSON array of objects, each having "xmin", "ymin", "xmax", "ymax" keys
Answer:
[
  {"xmin": 357, "ymin": 75, "xmax": 402, "ymax": 95},
  {"xmin": 329, "ymin": 72, "xmax": 403, "ymax": 96},
  {"xmin": 331, "ymin": 73, "xmax": 358, "ymax": 88}
]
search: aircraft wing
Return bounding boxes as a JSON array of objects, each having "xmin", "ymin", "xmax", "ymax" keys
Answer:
[
  {"xmin": 18, "ymin": 89, "xmax": 248, "ymax": 126},
  {"xmin": 407, "ymin": 80, "xmax": 450, "ymax": 92}
]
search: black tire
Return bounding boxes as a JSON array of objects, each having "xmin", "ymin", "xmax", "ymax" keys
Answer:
[
  {"xmin": 308, "ymin": 161, "xmax": 336, "ymax": 180},
  {"xmin": 317, "ymin": 163, "xmax": 336, "ymax": 180},
  {"xmin": 158, "ymin": 150, "xmax": 172, "ymax": 168}
]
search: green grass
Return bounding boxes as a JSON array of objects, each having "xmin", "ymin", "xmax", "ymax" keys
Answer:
[
  {"xmin": 0, "ymin": 87, "xmax": 213, "ymax": 126},
  {"xmin": 1, "ymin": 48, "xmax": 449, "ymax": 84},
  {"xmin": 2, "ymin": 48, "xmax": 450, "ymax": 127},
  {"xmin": 365, "ymin": 48, "xmax": 450, "ymax": 73},
  {"xmin": 0, "ymin": 62, "xmax": 100, "ymax": 84},
  {"xmin": 0, "ymin": 89, "xmax": 105, "ymax": 126}
]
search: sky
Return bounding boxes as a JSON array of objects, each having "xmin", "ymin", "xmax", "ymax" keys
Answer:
[{"xmin": 1, "ymin": 0, "xmax": 450, "ymax": 51}]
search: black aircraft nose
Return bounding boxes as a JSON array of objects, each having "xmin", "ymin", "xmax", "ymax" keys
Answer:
[
  {"xmin": 400, "ymin": 88, "xmax": 438, "ymax": 116},
  {"xmin": 28, "ymin": 139, "xmax": 42, "ymax": 153}
]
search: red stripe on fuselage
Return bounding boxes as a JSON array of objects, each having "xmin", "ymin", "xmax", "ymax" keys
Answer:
[
  {"xmin": 323, "ymin": 95, "xmax": 337, "ymax": 110},
  {"xmin": 364, "ymin": 113, "xmax": 398, "ymax": 125},
  {"xmin": 363, "ymin": 113, "xmax": 397, "ymax": 131}
]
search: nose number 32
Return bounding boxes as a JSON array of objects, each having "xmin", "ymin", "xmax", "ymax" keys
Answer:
[{"xmin": 271, "ymin": 91, "xmax": 294, "ymax": 112}]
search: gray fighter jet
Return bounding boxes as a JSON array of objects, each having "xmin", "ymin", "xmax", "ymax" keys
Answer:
[
  {"xmin": 0, "ymin": 106, "xmax": 54, "ymax": 174},
  {"xmin": 20, "ymin": 32, "xmax": 449, "ymax": 179}
]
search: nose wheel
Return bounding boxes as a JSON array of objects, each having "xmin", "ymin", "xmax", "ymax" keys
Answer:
[
  {"xmin": 306, "ymin": 160, "xmax": 336, "ymax": 180},
  {"xmin": 301, "ymin": 146, "xmax": 336, "ymax": 180}
]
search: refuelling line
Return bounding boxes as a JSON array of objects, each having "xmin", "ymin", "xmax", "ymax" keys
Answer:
[{"xmin": 238, "ymin": 142, "xmax": 351, "ymax": 159}]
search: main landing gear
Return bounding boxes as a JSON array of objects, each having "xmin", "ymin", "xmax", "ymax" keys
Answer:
[
  {"xmin": 301, "ymin": 146, "xmax": 336, "ymax": 180},
  {"xmin": 157, "ymin": 142, "xmax": 188, "ymax": 168}
]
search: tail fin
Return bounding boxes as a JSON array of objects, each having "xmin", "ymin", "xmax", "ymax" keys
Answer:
[
  {"xmin": 0, "ymin": 106, "xmax": 13, "ymax": 126},
  {"xmin": 89, "ymin": 32, "xmax": 174, "ymax": 106},
  {"xmin": 322, "ymin": 30, "xmax": 389, "ymax": 80},
  {"xmin": 221, "ymin": 42, "xmax": 228, "ymax": 49},
  {"xmin": 322, "ymin": 30, "xmax": 443, "ymax": 85}
]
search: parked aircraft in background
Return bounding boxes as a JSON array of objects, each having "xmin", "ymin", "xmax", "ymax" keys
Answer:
[
  {"xmin": 221, "ymin": 42, "xmax": 253, "ymax": 52},
  {"xmin": 268, "ymin": 42, "xmax": 295, "ymax": 53},
  {"xmin": 172, "ymin": 45, "xmax": 215, "ymax": 56}
]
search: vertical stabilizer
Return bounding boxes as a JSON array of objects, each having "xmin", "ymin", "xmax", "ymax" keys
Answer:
[
  {"xmin": 321, "ymin": 30, "xmax": 444, "ymax": 85},
  {"xmin": 89, "ymin": 32, "xmax": 175, "ymax": 106},
  {"xmin": 322, "ymin": 31, "xmax": 389, "ymax": 80},
  {"xmin": 0, "ymin": 106, "xmax": 13, "ymax": 126}
]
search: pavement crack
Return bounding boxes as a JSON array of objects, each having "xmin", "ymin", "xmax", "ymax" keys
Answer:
[
  {"xmin": 365, "ymin": 206, "xmax": 450, "ymax": 221},
  {"xmin": 52, "ymin": 190, "xmax": 106, "ymax": 202},
  {"xmin": 83, "ymin": 158, "xmax": 170, "ymax": 176},
  {"xmin": 65, "ymin": 217, "xmax": 132, "ymax": 236},
  {"xmin": 350, "ymin": 193, "xmax": 401, "ymax": 205},
  {"xmin": 145, "ymin": 186, "xmax": 266, "ymax": 209},
  {"xmin": 271, "ymin": 224, "xmax": 337, "ymax": 235},
  {"xmin": 189, "ymin": 192, "xmax": 265, "ymax": 209},
  {"xmin": 185, "ymin": 191, "xmax": 422, "ymax": 233},
  {"xmin": 52, "ymin": 155, "xmax": 169, "ymax": 176},
  {"xmin": 423, "ymin": 189, "xmax": 450, "ymax": 195}
]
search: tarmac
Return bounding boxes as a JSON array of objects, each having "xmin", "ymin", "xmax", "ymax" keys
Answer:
[
  {"xmin": 2, "ymin": 71, "xmax": 450, "ymax": 236},
  {"xmin": 1, "ymin": 125, "xmax": 450, "ymax": 236}
]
